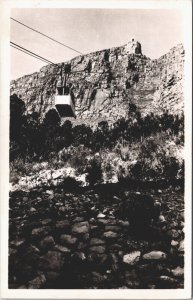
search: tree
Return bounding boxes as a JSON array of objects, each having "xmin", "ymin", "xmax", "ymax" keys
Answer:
[
  {"xmin": 98, "ymin": 121, "xmax": 109, "ymax": 132},
  {"xmin": 25, "ymin": 112, "xmax": 43, "ymax": 157},
  {"xmin": 10, "ymin": 94, "xmax": 26, "ymax": 141},
  {"xmin": 10, "ymin": 94, "xmax": 28, "ymax": 159},
  {"xmin": 43, "ymin": 109, "xmax": 60, "ymax": 128},
  {"xmin": 42, "ymin": 109, "xmax": 61, "ymax": 155},
  {"xmin": 59, "ymin": 120, "xmax": 72, "ymax": 148},
  {"xmin": 72, "ymin": 124, "xmax": 92, "ymax": 147},
  {"xmin": 162, "ymin": 156, "xmax": 179, "ymax": 182},
  {"xmin": 93, "ymin": 121, "xmax": 109, "ymax": 149},
  {"xmin": 129, "ymin": 162, "xmax": 143, "ymax": 181}
]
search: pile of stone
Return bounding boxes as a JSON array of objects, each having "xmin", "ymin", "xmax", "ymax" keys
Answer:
[{"xmin": 9, "ymin": 187, "xmax": 184, "ymax": 289}]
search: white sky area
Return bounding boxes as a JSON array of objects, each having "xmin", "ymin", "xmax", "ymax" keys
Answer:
[{"xmin": 11, "ymin": 8, "xmax": 184, "ymax": 80}]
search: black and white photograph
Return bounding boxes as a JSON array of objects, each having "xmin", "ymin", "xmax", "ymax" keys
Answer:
[{"xmin": 0, "ymin": 0, "xmax": 192, "ymax": 299}]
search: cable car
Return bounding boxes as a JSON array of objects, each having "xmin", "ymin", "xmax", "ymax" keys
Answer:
[{"xmin": 55, "ymin": 64, "xmax": 76, "ymax": 118}]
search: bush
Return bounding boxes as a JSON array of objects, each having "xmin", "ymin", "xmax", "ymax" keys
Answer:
[
  {"xmin": 10, "ymin": 94, "xmax": 26, "ymax": 142},
  {"xmin": 43, "ymin": 109, "xmax": 60, "ymax": 128},
  {"xmin": 122, "ymin": 193, "xmax": 160, "ymax": 235},
  {"xmin": 61, "ymin": 177, "xmax": 80, "ymax": 191},
  {"xmin": 10, "ymin": 95, "xmax": 184, "ymax": 187},
  {"xmin": 161, "ymin": 156, "xmax": 180, "ymax": 182},
  {"xmin": 86, "ymin": 159, "xmax": 103, "ymax": 186},
  {"xmin": 10, "ymin": 171, "xmax": 20, "ymax": 185}
]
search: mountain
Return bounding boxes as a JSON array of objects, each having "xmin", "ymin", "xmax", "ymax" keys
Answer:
[
  {"xmin": 9, "ymin": 40, "xmax": 185, "ymax": 291},
  {"xmin": 10, "ymin": 38, "xmax": 184, "ymax": 124}
]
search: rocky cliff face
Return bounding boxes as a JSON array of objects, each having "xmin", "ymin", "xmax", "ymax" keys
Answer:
[{"xmin": 10, "ymin": 39, "xmax": 184, "ymax": 124}]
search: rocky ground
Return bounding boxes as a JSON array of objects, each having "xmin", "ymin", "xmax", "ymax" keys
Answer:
[{"xmin": 9, "ymin": 185, "xmax": 184, "ymax": 289}]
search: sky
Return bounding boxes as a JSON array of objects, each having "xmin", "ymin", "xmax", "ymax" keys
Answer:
[{"xmin": 11, "ymin": 8, "xmax": 185, "ymax": 80}]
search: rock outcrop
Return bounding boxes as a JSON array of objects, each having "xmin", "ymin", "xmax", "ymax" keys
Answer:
[{"xmin": 10, "ymin": 39, "xmax": 184, "ymax": 124}]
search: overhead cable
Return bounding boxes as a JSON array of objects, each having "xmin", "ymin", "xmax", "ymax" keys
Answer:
[
  {"xmin": 11, "ymin": 17, "xmax": 83, "ymax": 55},
  {"xmin": 10, "ymin": 44, "xmax": 51, "ymax": 65},
  {"xmin": 10, "ymin": 42, "xmax": 54, "ymax": 64}
]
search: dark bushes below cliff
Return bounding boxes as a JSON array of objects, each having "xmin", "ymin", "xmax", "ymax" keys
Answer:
[{"xmin": 10, "ymin": 95, "xmax": 184, "ymax": 186}]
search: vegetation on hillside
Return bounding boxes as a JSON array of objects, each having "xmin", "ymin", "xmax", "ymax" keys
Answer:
[{"xmin": 10, "ymin": 94, "xmax": 184, "ymax": 186}]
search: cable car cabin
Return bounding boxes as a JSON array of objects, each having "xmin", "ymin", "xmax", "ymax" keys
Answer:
[{"xmin": 55, "ymin": 84, "xmax": 76, "ymax": 118}]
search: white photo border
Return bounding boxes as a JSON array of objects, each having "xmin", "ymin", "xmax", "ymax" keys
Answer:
[{"xmin": 0, "ymin": 0, "xmax": 192, "ymax": 299}]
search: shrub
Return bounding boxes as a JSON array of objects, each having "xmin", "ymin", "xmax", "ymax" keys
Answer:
[
  {"xmin": 10, "ymin": 94, "xmax": 26, "ymax": 142},
  {"xmin": 86, "ymin": 159, "xmax": 103, "ymax": 186},
  {"xmin": 10, "ymin": 171, "xmax": 20, "ymax": 185},
  {"xmin": 43, "ymin": 109, "xmax": 60, "ymax": 128},
  {"xmin": 61, "ymin": 177, "xmax": 80, "ymax": 191},
  {"xmin": 122, "ymin": 193, "xmax": 160, "ymax": 235}
]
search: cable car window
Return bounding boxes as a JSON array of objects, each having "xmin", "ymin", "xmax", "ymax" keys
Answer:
[
  {"xmin": 57, "ymin": 87, "xmax": 63, "ymax": 95},
  {"xmin": 64, "ymin": 86, "xmax": 70, "ymax": 95}
]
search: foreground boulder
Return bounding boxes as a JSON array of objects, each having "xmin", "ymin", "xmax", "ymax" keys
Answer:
[
  {"xmin": 123, "ymin": 251, "xmax": 141, "ymax": 266},
  {"xmin": 143, "ymin": 251, "xmax": 167, "ymax": 261}
]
